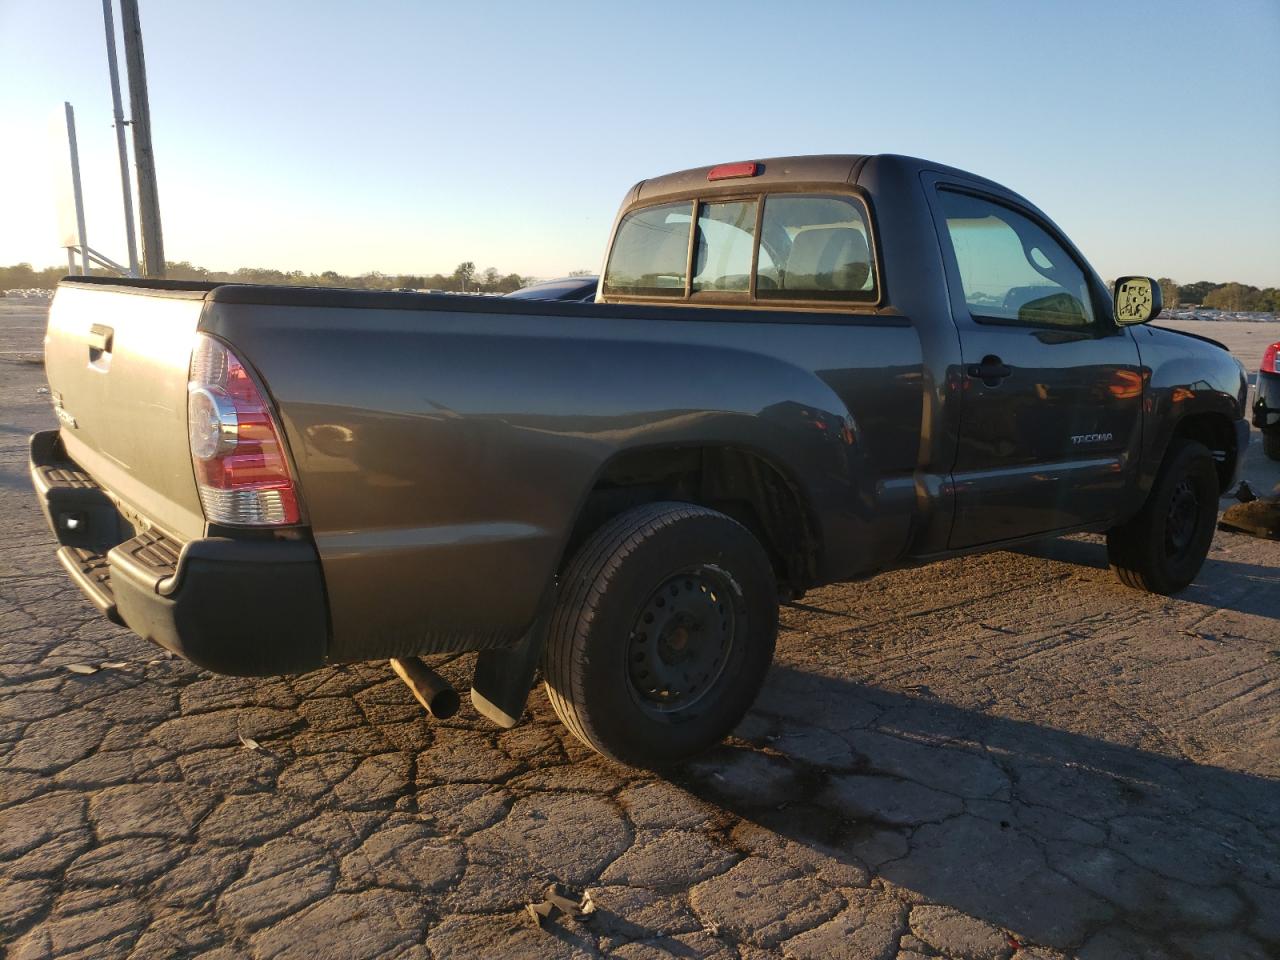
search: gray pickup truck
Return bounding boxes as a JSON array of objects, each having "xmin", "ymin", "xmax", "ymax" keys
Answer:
[{"xmin": 31, "ymin": 154, "xmax": 1250, "ymax": 766}]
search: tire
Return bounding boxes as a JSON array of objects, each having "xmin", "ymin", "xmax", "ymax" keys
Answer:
[
  {"xmin": 1106, "ymin": 439, "xmax": 1219, "ymax": 594},
  {"xmin": 1264, "ymin": 429, "xmax": 1280, "ymax": 462},
  {"xmin": 542, "ymin": 502, "xmax": 778, "ymax": 767}
]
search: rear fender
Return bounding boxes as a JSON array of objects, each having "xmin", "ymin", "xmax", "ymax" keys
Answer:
[{"xmin": 202, "ymin": 298, "xmax": 906, "ymax": 661}]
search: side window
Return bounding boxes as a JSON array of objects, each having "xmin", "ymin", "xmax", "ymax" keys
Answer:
[
  {"xmin": 939, "ymin": 190, "xmax": 1095, "ymax": 328},
  {"xmin": 602, "ymin": 202, "xmax": 692, "ymax": 297},
  {"xmin": 756, "ymin": 195, "xmax": 876, "ymax": 302},
  {"xmin": 692, "ymin": 201, "xmax": 756, "ymax": 292}
]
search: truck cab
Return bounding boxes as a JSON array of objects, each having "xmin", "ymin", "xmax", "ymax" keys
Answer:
[{"xmin": 597, "ymin": 155, "xmax": 1248, "ymax": 561}]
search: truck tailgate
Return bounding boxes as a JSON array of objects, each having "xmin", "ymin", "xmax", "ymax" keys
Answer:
[{"xmin": 43, "ymin": 282, "xmax": 208, "ymax": 541}]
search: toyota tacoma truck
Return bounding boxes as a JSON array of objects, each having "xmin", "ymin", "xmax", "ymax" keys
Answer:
[{"xmin": 31, "ymin": 154, "xmax": 1251, "ymax": 766}]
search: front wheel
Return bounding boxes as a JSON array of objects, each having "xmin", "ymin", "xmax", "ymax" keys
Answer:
[
  {"xmin": 542, "ymin": 502, "xmax": 778, "ymax": 767},
  {"xmin": 1107, "ymin": 439, "xmax": 1219, "ymax": 594}
]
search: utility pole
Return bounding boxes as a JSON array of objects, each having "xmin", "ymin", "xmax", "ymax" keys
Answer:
[
  {"xmin": 118, "ymin": 0, "xmax": 164, "ymax": 277},
  {"xmin": 64, "ymin": 103, "xmax": 90, "ymax": 276},
  {"xmin": 101, "ymin": 0, "xmax": 139, "ymax": 276}
]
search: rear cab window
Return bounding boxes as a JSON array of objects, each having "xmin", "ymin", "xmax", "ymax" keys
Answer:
[
  {"xmin": 603, "ymin": 191, "xmax": 878, "ymax": 309},
  {"xmin": 692, "ymin": 201, "xmax": 756, "ymax": 293},
  {"xmin": 758, "ymin": 196, "xmax": 876, "ymax": 303},
  {"xmin": 601, "ymin": 202, "xmax": 692, "ymax": 298}
]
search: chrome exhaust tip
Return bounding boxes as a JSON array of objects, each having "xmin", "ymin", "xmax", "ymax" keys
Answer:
[{"xmin": 390, "ymin": 657, "xmax": 460, "ymax": 719}]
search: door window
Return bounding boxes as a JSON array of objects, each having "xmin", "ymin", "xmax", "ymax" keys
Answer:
[{"xmin": 939, "ymin": 191, "xmax": 1095, "ymax": 328}]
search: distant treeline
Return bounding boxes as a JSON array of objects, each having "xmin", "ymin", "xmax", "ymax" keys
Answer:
[
  {"xmin": 0, "ymin": 260, "xmax": 538, "ymax": 294},
  {"xmin": 2, "ymin": 261, "xmax": 1274, "ymax": 310},
  {"xmin": 1158, "ymin": 279, "xmax": 1279, "ymax": 312}
]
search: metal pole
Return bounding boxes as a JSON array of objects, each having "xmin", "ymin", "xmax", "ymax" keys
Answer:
[
  {"xmin": 64, "ymin": 103, "xmax": 90, "ymax": 276},
  {"xmin": 101, "ymin": 0, "xmax": 139, "ymax": 276},
  {"xmin": 119, "ymin": 0, "xmax": 164, "ymax": 277}
]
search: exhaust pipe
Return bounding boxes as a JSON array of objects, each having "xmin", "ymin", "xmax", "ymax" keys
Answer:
[{"xmin": 390, "ymin": 657, "xmax": 460, "ymax": 719}]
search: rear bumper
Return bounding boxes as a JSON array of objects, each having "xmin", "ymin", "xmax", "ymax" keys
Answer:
[
  {"xmin": 1253, "ymin": 370, "xmax": 1279, "ymax": 431},
  {"xmin": 30, "ymin": 430, "xmax": 329, "ymax": 676}
]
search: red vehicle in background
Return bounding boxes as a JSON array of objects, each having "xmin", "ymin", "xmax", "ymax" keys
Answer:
[{"xmin": 1255, "ymin": 340, "xmax": 1280, "ymax": 460}]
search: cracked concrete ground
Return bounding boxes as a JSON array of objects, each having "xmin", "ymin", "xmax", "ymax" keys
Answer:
[{"xmin": 2, "ymin": 301, "xmax": 1278, "ymax": 959}]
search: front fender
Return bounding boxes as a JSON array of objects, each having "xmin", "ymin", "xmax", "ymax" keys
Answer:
[{"xmin": 1130, "ymin": 324, "xmax": 1248, "ymax": 507}]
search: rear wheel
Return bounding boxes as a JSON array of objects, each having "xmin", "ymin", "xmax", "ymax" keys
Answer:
[
  {"xmin": 1264, "ymin": 429, "xmax": 1280, "ymax": 462},
  {"xmin": 542, "ymin": 502, "xmax": 777, "ymax": 767},
  {"xmin": 1107, "ymin": 439, "xmax": 1219, "ymax": 594}
]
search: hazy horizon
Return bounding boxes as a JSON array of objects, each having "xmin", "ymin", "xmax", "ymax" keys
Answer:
[{"xmin": 2, "ymin": 0, "xmax": 1278, "ymax": 286}]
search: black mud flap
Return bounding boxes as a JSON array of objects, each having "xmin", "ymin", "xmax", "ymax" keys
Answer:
[{"xmin": 470, "ymin": 608, "xmax": 550, "ymax": 729}]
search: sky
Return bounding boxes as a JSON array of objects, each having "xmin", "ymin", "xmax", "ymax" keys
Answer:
[{"xmin": 1, "ymin": 0, "xmax": 1278, "ymax": 285}]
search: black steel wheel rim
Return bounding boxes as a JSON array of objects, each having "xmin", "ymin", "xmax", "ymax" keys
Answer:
[
  {"xmin": 625, "ymin": 567, "xmax": 737, "ymax": 717},
  {"xmin": 1165, "ymin": 477, "xmax": 1200, "ymax": 558}
]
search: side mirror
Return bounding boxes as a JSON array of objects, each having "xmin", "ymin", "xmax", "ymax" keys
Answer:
[{"xmin": 1113, "ymin": 276, "xmax": 1162, "ymax": 325}]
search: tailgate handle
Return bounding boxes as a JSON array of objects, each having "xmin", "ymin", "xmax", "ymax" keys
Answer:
[{"xmin": 86, "ymin": 324, "xmax": 114, "ymax": 354}]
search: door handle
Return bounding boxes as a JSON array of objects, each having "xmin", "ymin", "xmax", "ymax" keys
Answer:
[
  {"xmin": 966, "ymin": 355, "xmax": 1012, "ymax": 387},
  {"xmin": 86, "ymin": 324, "xmax": 114, "ymax": 354}
]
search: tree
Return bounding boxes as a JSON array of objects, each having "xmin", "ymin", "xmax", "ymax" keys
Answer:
[
  {"xmin": 1204, "ymin": 283, "xmax": 1266, "ymax": 312},
  {"xmin": 2, "ymin": 260, "xmax": 543, "ymax": 295},
  {"xmin": 1157, "ymin": 278, "xmax": 1179, "ymax": 309},
  {"xmin": 0, "ymin": 263, "xmax": 37, "ymax": 289},
  {"xmin": 567, "ymin": 269, "xmax": 595, "ymax": 277},
  {"xmin": 165, "ymin": 260, "xmax": 209, "ymax": 281},
  {"xmin": 1177, "ymin": 281, "xmax": 1217, "ymax": 306},
  {"xmin": 452, "ymin": 261, "xmax": 476, "ymax": 291}
]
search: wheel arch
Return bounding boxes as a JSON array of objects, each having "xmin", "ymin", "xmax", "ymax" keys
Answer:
[
  {"xmin": 556, "ymin": 443, "xmax": 822, "ymax": 599},
  {"xmin": 1167, "ymin": 409, "xmax": 1240, "ymax": 493}
]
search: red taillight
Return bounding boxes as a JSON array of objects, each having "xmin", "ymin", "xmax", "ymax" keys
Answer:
[
  {"xmin": 188, "ymin": 334, "xmax": 300, "ymax": 525},
  {"xmin": 707, "ymin": 161, "xmax": 759, "ymax": 181},
  {"xmin": 1263, "ymin": 342, "xmax": 1280, "ymax": 375}
]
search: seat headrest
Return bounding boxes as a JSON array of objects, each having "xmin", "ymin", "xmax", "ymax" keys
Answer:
[{"xmin": 783, "ymin": 227, "xmax": 870, "ymax": 291}]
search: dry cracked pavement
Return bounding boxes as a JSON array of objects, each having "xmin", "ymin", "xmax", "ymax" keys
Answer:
[{"xmin": 2, "ymin": 300, "xmax": 1279, "ymax": 959}]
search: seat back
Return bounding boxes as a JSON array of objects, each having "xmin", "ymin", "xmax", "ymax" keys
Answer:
[{"xmin": 783, "ymin": 227, "xmax": 870, "ymax": 292}]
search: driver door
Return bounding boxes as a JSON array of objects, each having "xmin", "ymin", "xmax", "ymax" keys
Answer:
[{"xmin": 933, "ymin": 187, "xmax": 1143, "ymax": 549}]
